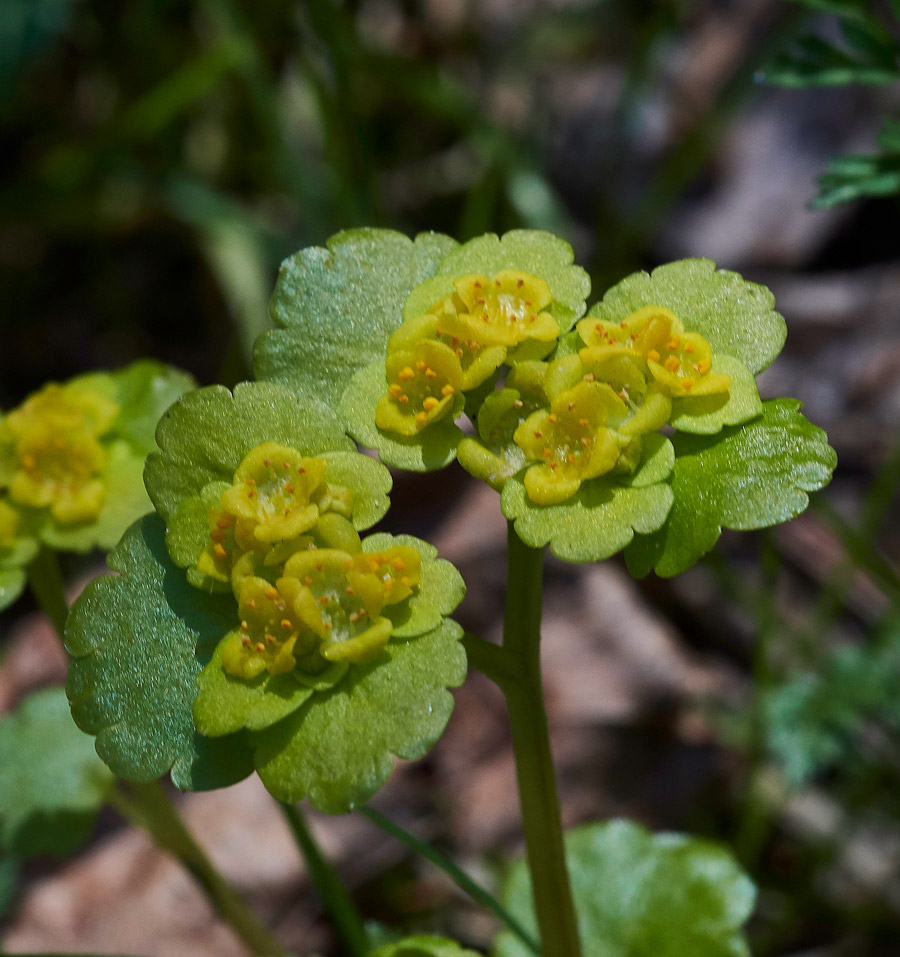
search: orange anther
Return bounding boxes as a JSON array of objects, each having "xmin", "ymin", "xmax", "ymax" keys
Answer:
[
  {"xmin": 425, "ymin": 367, "xmax": 437, "ymax": 378},
  {"xmin": 422, "ymin": 397, "xmax": 439, "ymax": 412},
  {"xmin": 695, "ymin": 359, "xmax": 711, "ymax": 374},
  {"xmin": 684, "ymin": 343, "xmax": 695, "ymax": 354},
  {"xmin": 442, "ymin": 384, "xmax": 455, "ymax": 397},
  {"xmin": 398, "ymin": 367, "xmax": 415, "ymax": 382},
  {"xmin": 264, "ymin": 586, "xmax": 278, "ymax": 600},
  {"xmin": 281, "ymin": 619, "xmax": 292, "ymax": 630},
  {"xmin": 548, "ymin": 413, "xmax": 558, "ymax": 423},
  {"xmin": 255, "ymin": 642, "xmax": 266, "ymax": 652},
  {"xmin": 647, "ymin": 349, "xmax": 660, "ymax": 363},
  {"xmin": 399, "ymin": 395, "xmax": 409, "ymax": 405},
  {"xmin": 517, "ymin": 278, "xmax": 524, "ymax": 287},
  {"xmin": 579, "ymin": 418, "xmax": 589, "ymax": 427},
  {"xmin": 416, "ymin": 360, "xmax": 427, "ymax": 372},
  {"xmin": 415, "ymin": 411, "xmax": 428, "ymax": 425},
  {"xmin": 388, "ymin": 383, "xmax": 403, "ymax": 398},
  {"xmin": 213, "ymin": 543, "xmax": 227, "ymax": 560},
  {"xmin": 664, "ymin": 356, "xmax": 680, "ymax": 372},
  {"xmin": 667, "ymin": 336, "xmax": 681, "ymax": 350},
  {"xmin": 401, "ymin": 576, "xmax": 412, "ymax": 587},
  {"xmin": 318, "ymin": 595, "xmax": 329, "ymax": 606}
]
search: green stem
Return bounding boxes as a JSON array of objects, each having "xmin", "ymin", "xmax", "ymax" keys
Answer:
[
  {"xmin": 360, "ymin": 806, "xmax": 540, "ymax": 955},
  {"xmin": 26, "ymin": 546, "xmax": 69, "ymax": 641},
  {"xmin": 279, "ymin": 802, "xmax": 368, "ymax": 956},
  {"xmin": 500, "ymin": 523, "xmax": 581, "ymax": 957},
  {"xmin": 461, "ymin": 631, "xmax": 524, "ymax": 695},
  {"xmin": 108, "ymin": 781, "xmax": 284, "ymax": 957}
]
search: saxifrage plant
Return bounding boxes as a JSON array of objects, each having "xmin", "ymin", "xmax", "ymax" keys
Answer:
[{"xmin": 5, "ymin": 228, "xmax": 834, "ymax": 955}]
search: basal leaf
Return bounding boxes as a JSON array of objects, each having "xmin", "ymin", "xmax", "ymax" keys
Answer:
[
  {"xmin": 66, "ymin": 515, "xmax": 255, "ymax": 791},
  {"xmin": 371, "ymin": 935, "xmax": 481, "ymax": 957},
  {"xmin": 494, "ymin": 820, "xmax": 756, "ymax": 957},
  {"xmin": 0, "ymin": 687, "xmax": 114, "ymax": 857},
  {"xmin": 625, "ymin": 399, "xmax": 836, "ymax": 578},
  {"xmin": 340, "ymin": 362, "xmax": 464, "ymax": 472},
  {"xmin": 256, "ymin": 229, "xmax": 458, "ymax": 414},
  {"xmin": 145, "ymin": 380, "xmax": 359, "ymax": 523},
  {"xmin": 589, "ymin": 259, "xmax": 786, "ymax": 375},
  {"xmin": 253, "ymin": 620, "xmax": 466, "ymax": 814},
  {"xmin": 501, "ymin": 434, "xmax": 674, "ymax": 562}
]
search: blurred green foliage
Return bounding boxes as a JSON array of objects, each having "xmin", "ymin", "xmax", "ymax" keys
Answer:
[{"xmin": 762, "ymin": 0, "xmax": 900, "ymax": 207}]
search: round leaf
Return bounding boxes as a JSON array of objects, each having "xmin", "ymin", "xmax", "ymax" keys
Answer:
[
  {"xmin": 495, "ymin": 819, "xmax": 756, "ymax": 957},
  {"xmin": 66, "ymin": 515, "xmax": 255, "ymax": 791},
  {"xmin": 193, "ymin": 640, "xmax": 314, "ymax": 737},
  {"xmin": 252, "ymin": 620, "xmax": 466, "ymax": 813},
  {"xmin": 500, "ymin": 434, "xmax": 675, "ymax": 562},
  {"xmin": 145, "ymin": 380, "xmax": 360, "ymax": 523},
  {"xmin": 0, "ymin": 686, "xmax": 114, "ymax": 857},
  {"xmin": 256, "ymin": 229, "xmax": 458, "ymax": 413},
  {"xmin": 589, "ymin": 259, "xmax": 786, "ymax": 375},
  {"xmin": 625, "ymin": 399, "xmax": 837, "ymax": 578}
]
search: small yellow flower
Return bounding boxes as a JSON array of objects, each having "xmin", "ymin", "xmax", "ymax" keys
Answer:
[
  {"xmin": 0, "ymin": 382, "xmax": 119, "ymax": 525},
  {"xmin": 577, "ymin": 305, "xmax": 731, "ymax": 398},
  {"xmin": 513, "ymin": 381, "xmax": 624, "ymax": 505},
  {"xmin": 376, "ymin": 339, "xmax": 464, "ymax": 436},
  {"xmin": 451, "ymin": 270, "xmax": 559, "ymax": 348}
]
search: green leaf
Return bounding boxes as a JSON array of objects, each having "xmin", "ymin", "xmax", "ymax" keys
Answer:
[
  {"xmin": 0, "ymin": 687, "xmax": 114, "ymax": 857},
  {"xmin": 625, "ymin": 399, "xmax": 836, "ymax": 578},
  {"xmin": 256, "ymin": 229, "xmax": 458, "ymax": 414},
  {"xmin": 500, "ymin": 434, "xmax": 674, "ymax": 563},
  {"xmin": 66, "ymin": 515, "xmax": 255, "ymax": 791},
  {"xmin": 105, "ymin": 360, "xmax": 197, "ymax": 452},
  {"xmin": 405, "ymin": 229, "xmax": 590, "ymax": 335},
  {"xmin": 361, "ymin": 533, "xmax": 467, "ymax": 639},
  {"xmin": 0, "ymin": 565, "xmax": 26, "ymax": 612},
  {"xmin": 810, "ymin": 120, "xmax": 900, "ymax": 208},
  {"xmin": 589, "ymin": 259, "xmax": 786, "ymax": 375},
  {"xmin": 669, "ymin": 355, "xmax": 762, "ymax": 435},
  {"xmin": 253, "ymin": 620, "xmax": 466, "ymax": 814},
  {"xmin": 193, "ymin": 640, "xmax": 315, "ymax": 737},
  {"xmin": 145, "ymin": 380, "xmax": 362, "ymax": 523},
  {"xmin": 494, "ymin": 820, "xmax": 756, "ymax": 957},
  {"xmin": 370, "ymin": 935, "xmax": 482, "ymax": 957},
  {"xmin": 340, "ymin": 362, "xmax": 464, "ymax": 472}
]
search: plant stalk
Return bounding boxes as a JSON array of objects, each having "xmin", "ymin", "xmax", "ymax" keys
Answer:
[
  {"xmin": 280, "ymin": 802, "xmax": 368, "ymax": 956},
  {"xmin": 500, "ymin": 522, "xmax": 581, "ymax": 957},
  {"xmin": 26, "ymin": 546, "xmax": 69, "ymax": 642},
  {"xmin": 109, "ymin": 781, "xmax": 285, "ymax": 957}
]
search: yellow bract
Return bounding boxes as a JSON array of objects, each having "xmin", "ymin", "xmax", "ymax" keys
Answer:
[{"xmin": 0, "ymin": 381, "xmax": 119, "ymax": 525}]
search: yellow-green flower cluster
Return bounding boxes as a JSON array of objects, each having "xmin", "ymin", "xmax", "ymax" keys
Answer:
[
  {"xmin": 0, "ymin": 381, "xmax": 120, "ymax": 537},
  {"xmin": 379, "ymin": 288, "xmax": 732, "ymax": 506},
  {"xmin": 375, "ymin": 270, "xmax": 559, "ymax": 436},
  {"xmin": 189, "ymin": 441, "xmax": 421, "ymax": 681}
]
